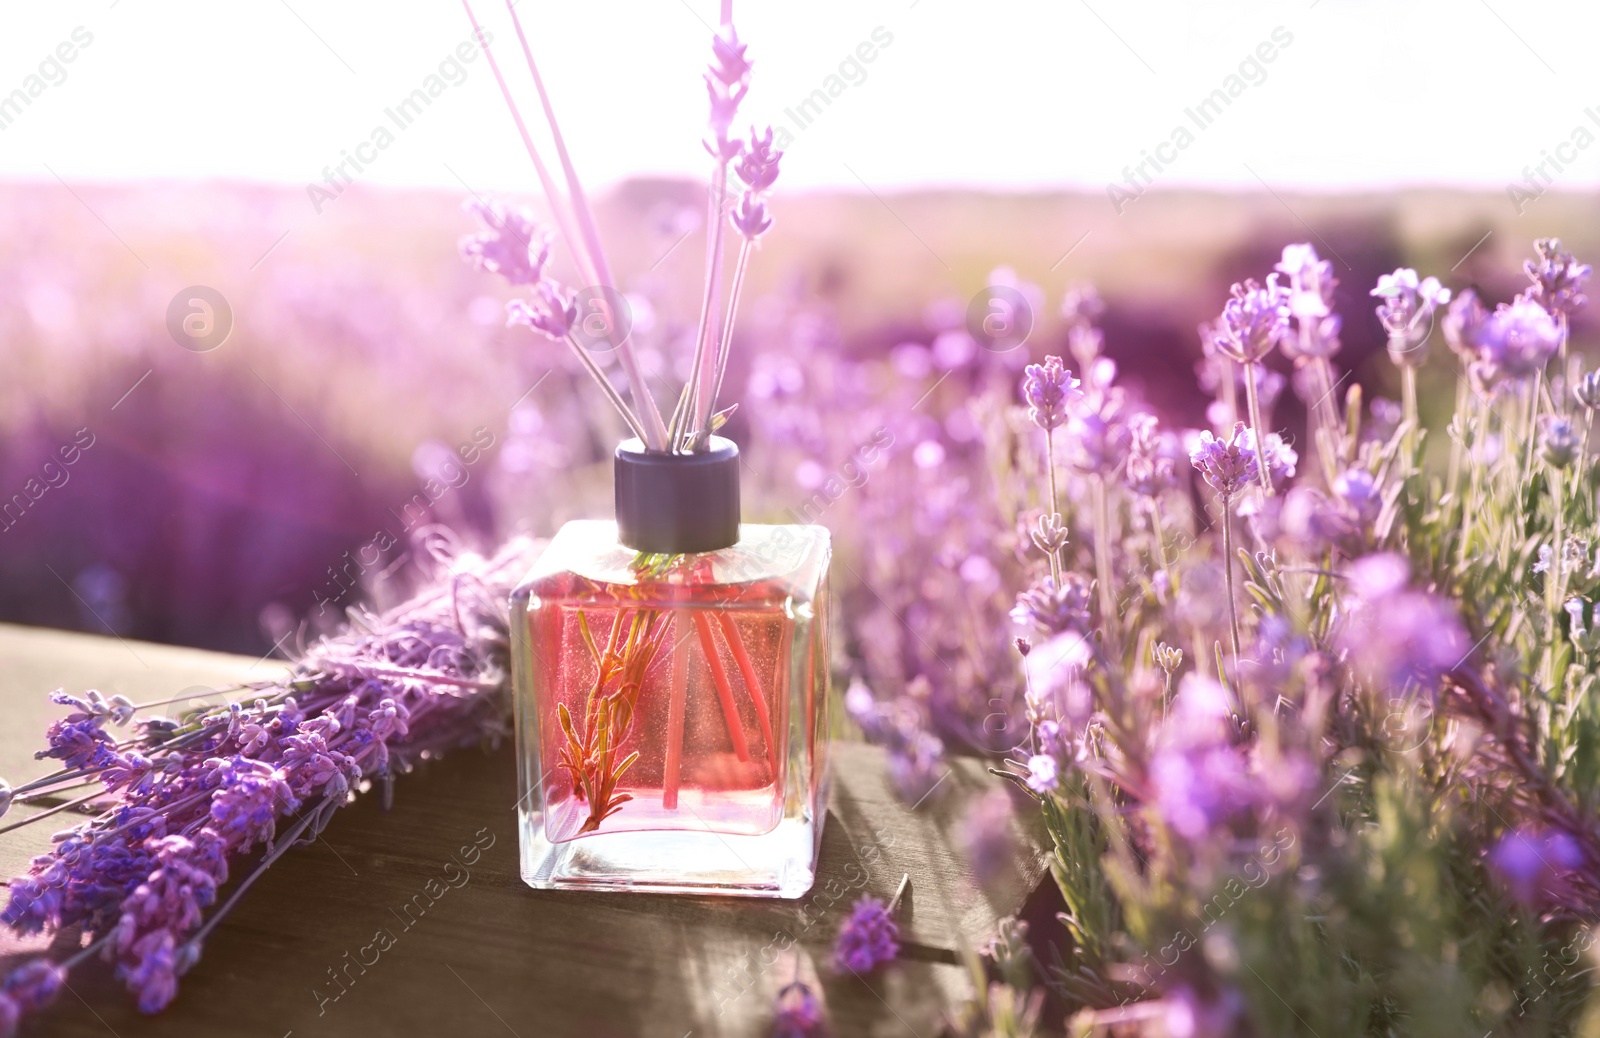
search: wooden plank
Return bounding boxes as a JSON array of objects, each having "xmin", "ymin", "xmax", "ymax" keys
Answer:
[{"xmin": 0, "ymin": 624, "xmax": 1046, "ymax": 1036}]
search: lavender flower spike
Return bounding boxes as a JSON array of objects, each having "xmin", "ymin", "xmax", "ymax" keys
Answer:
[
  {"xmin": 1212, "ymin": 277, "xmax": 1289, "ymax": 364},
  {"xmin": 1125, "ymin": 413, "xmax": 1177, "ymax": 497},
  {"xmin": 1189, "ymin": 422, "xmax": 1259, "ymax": 498},
  {"xmin": 1477, "ymin": 295, "xmax": 1562, "ymax": 383},
  {"xmin": 507, "ymin": 282, "xmax": 578, "ymax": 342},
  {"xmin": 1524, "ymin": 237, "xmax": 1591, "ymax": 319},
  {"xmin": 1239, "ymin": 426, "xmax": 1298, "ymax": 489},
  {"xmin": 1011, "ymin": 574, "xmax": 1092, "ymax": 634},
  {"xmin": 1024, "ymin": 754, "xmax": 1059, "ymax": 794},
  {"xmin": 1275, "ymin": 243, "xmax": 1337, "ymax": 321},
  {"xmin": 731, "ymin": 193, "xmax": 773, "ymax": 240},
  {"xmin": 1442, "ymin": 288, "xmax": 1489, "ymax": 360},
  {"xmin": 1540, "ymin": 415, "xmax": 1579, "ymax": 469},
  {"xmin": 704, "ymin": 27, "xmax": 751, "ymax": 159},
  {"xmin": 833, "ymin": 896, "xmax": 900, "ymax": 973},
  {"xmin": 459, "ymin": 199, "xmax": 550, "ymax": 287},
  {"xmin": 1339, "ymin": 553, "xmax": 1469, "ymax": 691},
  {"xmin": 4, "ymin": 961, "xmax": 65, "ymax": 1013},
  {"xmin": 1371, "ymin": 267, "xmax": 1450, "ymax": 365},
  {"xmin": 1488, "ymin": 826, "xmax": 1585, "ymax": 908},
  {"xmin": 1575, "ymin": 370, "xmax": 1600, "ymax": 411},
  {"xmin": 1021, "ymin": 356, "xmax": 1081, "ymax": 431},
  {"xmin": 735, "ymin": 126, "xmax": 783, "ymax": 194}
]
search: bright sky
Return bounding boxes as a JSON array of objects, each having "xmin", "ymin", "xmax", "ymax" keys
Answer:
[{"xmin": 0, "ymin": 0, "xmax": 1596, "ymax": 199}]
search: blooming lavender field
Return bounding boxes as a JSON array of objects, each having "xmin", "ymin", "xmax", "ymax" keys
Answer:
[{"xmin": 0, "ymin": 179, "xmax": 1585, "ymax": 654}]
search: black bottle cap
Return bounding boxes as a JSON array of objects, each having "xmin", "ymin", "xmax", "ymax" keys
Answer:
[{"xmin": 614, "ymin": 437, "xmax": 741, "ymax": 554}]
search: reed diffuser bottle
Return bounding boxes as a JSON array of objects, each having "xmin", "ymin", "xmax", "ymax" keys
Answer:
[
  {"xmin": 510, "ymin": 440, "xmax": 830, "ymax": 896},
  {"xmin": 458, "ymin": 0, "xmax": 828, "ymax": 895}
]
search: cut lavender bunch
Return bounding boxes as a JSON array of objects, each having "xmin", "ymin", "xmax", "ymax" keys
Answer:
[{"xmin": 0, "ymin": 532, "xmax": 535, "ymax": 1025}]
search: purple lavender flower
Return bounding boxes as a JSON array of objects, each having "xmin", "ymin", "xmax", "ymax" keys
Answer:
[
  {"xmin": 833, "ymin": 896, "xmax": 900, "ymax": 973},
  {"xmin": 115, "ymin": 834, "xmax": 228, "ymax": 959},
  {"xmin": 1540, "ymin": 415, "xmax": 1580, "ymax": 468},
  {"xmin": 1574, "ymin": 369, "xmax": 1600, "ymax": 411},
  {"xmin": 705, "ymin": 28, "xmax": 751, "ymax": 156},
  {"xmin": 1565, "ymin": 598, "xmax": 1589, "ymax": 642},
  {"xmin": 731, "ymin": 192, "xmax": 773, "ymax": 240},
  {"xmin": 281, "ymin": 731, "xmax": 361, "ymax": 799},
  {"xmin": 1239, "ymin": 427, "xmax": 1297, "ymax": 490},
  {"xmin": 1442, "ymin": 287, "xmax": 1489, "ymax": 360},
  {"xmin": 1125, "ymin": 413, "xmax": 1178, "ymax": 497},
  {"xmin": 0, "ymin": 873, "xmax": 62, "ymax": 936},
  {"xmin": 887, "ymin": 730, "xmax": 945, "ymax": 803},
  {"xmin": 1011, "ymin": 573, "xmax": 1092, "ymax": 634},
  {"xmin": 735, "ymin": 126, "xmax": 782, "ymax": 193},
  {"xmin": 208, "ymin": 761, "xmax": 298, "ymax": 853},
  {"xmin": 0, "ymin": 994, "xmax": 17, "ymax": 1036},
  {"xmin": 1275, "ymin": 243, "xmax": 1337, "ymax": 322},
  {"xmin": 1065, "ymin": 405, "xmax": 1131, "ymax": 476},
  {"xmin": 1212, "ymin": 278, "xmax": 1289, "ymax": 364},
  {"xmin": 1024, "ymin": 754, "xmax": 1058, "ymax": 793},
  {"xmin": 1020, "ymin": 356, "xmax": 1081, "ymax": 431},
  {"xmin": 1023, "ymin": 632, "xmax": 1095, "ymax": 728},
  {"xmin": 708, "ymin": 27, "xmax": 752, "ymax": 88},
  {"xmin": 1189, "ymin": 423, "xmax": 1259, "ymax": 498},
  {"xmin": 4, "ymin": 961, "xmax": 65, "ymax": 1012},
  {"xmin": 1026, "ymin": 510, "xmax": 1069, "ymax": 562},
  {"xmin": 850, "ymin": 679, "xmax": 948, "ymax": 802},
  {"xmin": 1264, "ymin": 487, "xmax": 1349, "ymax": 553},
  {"xmin": 459, "ymin": 199, "xmax": 550, "ymax": 287},
  {"xmin": 1149, "ymin": 676, "xmax": 1253, "ymax": 840},
  {"xmin": 1284, "ymin": 311, "xmax": 1342, "ymax": 362},
  {"xmin": 1471, "ymin": 295, "xmax": 1561, "ymax": 383},
  {"xmin": 1339, "ymin": 554, "xmax": 1469, "ymax": 691},
  {"xmin": 121, "ymin": 930, "xmax": 180, "ymax": 1014},
  {"xmin": 1371, "ymin": 267, "xmax": 1450, "ymax": 364},
  {"xmin": 507, "ymin": 282, "xmax": 578, "ymax": 342},
  {"xmin": 1523, "ymin": 237, "xmax": 1590, "ymax": 319},
  {"xmin": 35, "ymin": 715, "xmax": 117, "ymax": 771},
  {"xmin": 1332, "ymin": 467, "xmax": 1382, "ymax": 525},
  {"xmin": 1487, "ymin": 826, "xmax": 1585, "ymax": 908},
  {"xmin": 771, "ymin": 980, "xmax": 823, "ymax": 1037},
  {"xmin": 1151, "ymin": 743, "xmax": 1253, "ymax": 841},
  {"xmin": 100, "ymin": 752, "xmax": 157, "ymax": 797},
  {"xmin": 1367, "ymin": 397, "xmax": 1404, "ymax": 442}
]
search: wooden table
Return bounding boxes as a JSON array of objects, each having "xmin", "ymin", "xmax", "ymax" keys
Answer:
[{"xmin": 0, "ymin": 623, "xmax": 1046, "ymax": 1037}]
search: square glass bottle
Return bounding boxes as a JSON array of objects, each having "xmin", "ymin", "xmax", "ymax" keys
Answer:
[{"xmin": 510, "ymin": 437, "xmax": 831, "ymax": 898}]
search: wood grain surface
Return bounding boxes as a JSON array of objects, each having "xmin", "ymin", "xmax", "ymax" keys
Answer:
[{"xmin": 0, "ymin": 623, "xmax": 1046, "ymax": 1037}]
